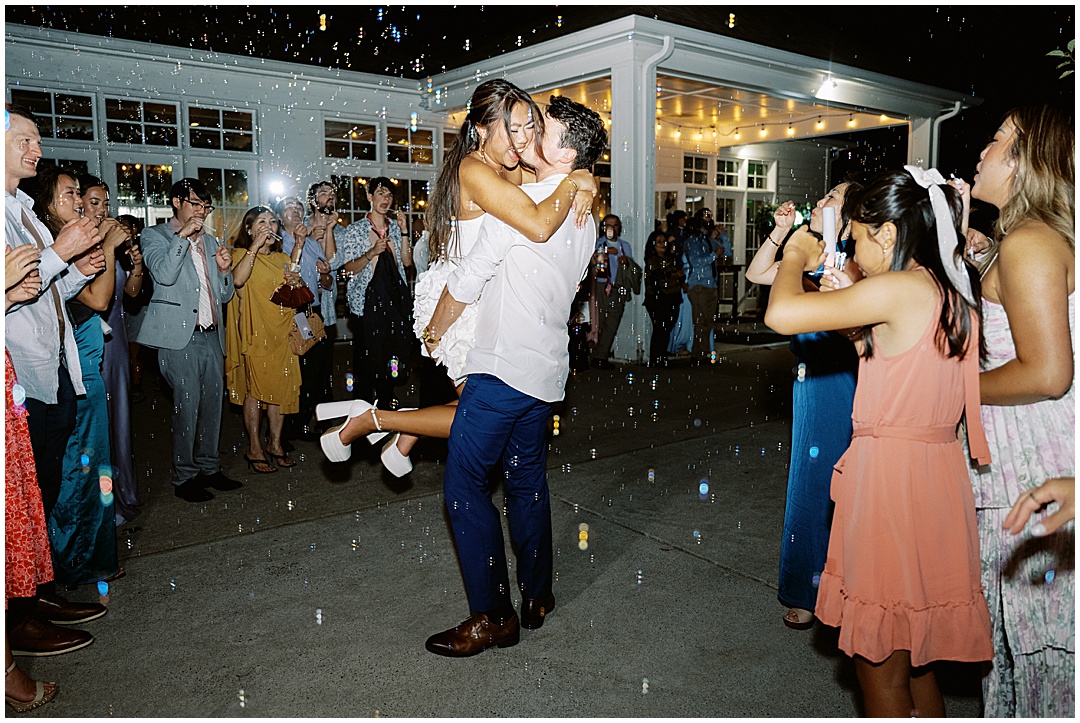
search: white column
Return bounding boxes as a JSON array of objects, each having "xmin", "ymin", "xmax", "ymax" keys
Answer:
[{"xmin": 607, "ymin": 37, "xmax": 671, "ymax": 362}]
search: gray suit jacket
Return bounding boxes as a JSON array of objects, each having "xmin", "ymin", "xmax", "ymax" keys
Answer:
[{"xmin": 131, "ymin": 220, "xmax": 234, "ymax": 355}]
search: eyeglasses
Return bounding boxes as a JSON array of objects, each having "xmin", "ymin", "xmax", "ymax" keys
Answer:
[{"xmin": 181, "ymin": 197, "xmax": 215, "ymax": 214}]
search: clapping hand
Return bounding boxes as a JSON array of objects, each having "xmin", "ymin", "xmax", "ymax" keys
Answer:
[
  {"xmin": 74, "ymin": 246, "xmax": 106, "ymax": 276},
  {"xmin": 6, "ymin": 244, "xmax": 41, "ymax": 292}
]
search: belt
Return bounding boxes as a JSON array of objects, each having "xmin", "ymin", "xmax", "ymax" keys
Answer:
[
  {"xmin": 196, "ymin": 323, "xmax": 217, "ymax": 333},
  {"xmin": 851, "ymin": 424, "xmax": 956, "ymax": 444}
]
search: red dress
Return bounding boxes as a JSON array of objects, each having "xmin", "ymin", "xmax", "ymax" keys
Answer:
[{"xmin": 5, "ymin": 349, "xmax": 53, "ymax": 604}]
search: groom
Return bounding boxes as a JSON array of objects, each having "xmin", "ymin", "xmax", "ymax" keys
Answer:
[{"xmin": 420, "ymin": 96, "xmax": 607, "ymax": 657}]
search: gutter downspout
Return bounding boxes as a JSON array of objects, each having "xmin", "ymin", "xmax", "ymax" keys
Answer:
[{"xmin": 930, "ymin": 101, "xmax": 962, "ymax": 168}]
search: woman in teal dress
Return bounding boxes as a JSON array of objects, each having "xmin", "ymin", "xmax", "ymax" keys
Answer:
[{"xmin": 32, "ymin": 168, "xmax": 128, "ymax": 587}]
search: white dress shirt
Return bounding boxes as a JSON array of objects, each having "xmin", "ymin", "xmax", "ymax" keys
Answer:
[
  {"xmin": 4, "ymin": 189, "xmax": 90, "ymax": 401},
  {"xmin": 446, "ymin": 173, "xmax": 596, "ymax": 403}
]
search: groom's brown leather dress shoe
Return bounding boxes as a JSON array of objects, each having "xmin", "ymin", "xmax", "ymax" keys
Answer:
[
  {"xmin": 519, "ymin": 593, "xmax": 556, "ymax": 630},
  {"xmin": 424, "ymin": 612, "xmax": 520, "ymax": 657}
]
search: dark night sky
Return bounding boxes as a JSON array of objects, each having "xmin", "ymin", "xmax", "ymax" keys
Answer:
[{"xmin": 8, "ymin": 5, "xmax": 1075, "ymax": 194}]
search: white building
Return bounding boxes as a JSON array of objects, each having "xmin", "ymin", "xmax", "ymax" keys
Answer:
[{"xmin": 5, "ymin": 15, "xmax": 974, "ymax": 354}]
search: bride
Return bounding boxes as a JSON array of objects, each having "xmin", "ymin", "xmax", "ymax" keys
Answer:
[{"xmin": 317, "ymin": 78, "xmax": 596, "ymax": 473}]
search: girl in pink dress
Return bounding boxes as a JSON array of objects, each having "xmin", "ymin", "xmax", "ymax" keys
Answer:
[{"xmin": 766, "ymin": 167, "xmax": 992, "ymax": 716}]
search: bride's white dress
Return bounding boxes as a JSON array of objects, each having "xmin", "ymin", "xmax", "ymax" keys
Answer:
[{"xmin": 412, "ymin": 215, "xmax": 486, "ymax": 385}]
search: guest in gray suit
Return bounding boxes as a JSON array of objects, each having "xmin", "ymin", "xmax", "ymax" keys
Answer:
[{"xmin": 132, "ymin": 179, "xmax": 242, "ymax": 502}]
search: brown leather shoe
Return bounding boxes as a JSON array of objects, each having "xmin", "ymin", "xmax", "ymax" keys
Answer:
[
  {"xmin": 36, "ymin": 591, "xmax": 107, "ymax": 625},
  {"xmin": 520, "ymin": 593, "xmax": 556, "ymax": 630},
  {"xmin": 425, "ymin": 612, "xmax": 520, "ymax": 657},
  {"xmin": 9, "ymin": 617, "xmax": 94, "ymax": 657}
]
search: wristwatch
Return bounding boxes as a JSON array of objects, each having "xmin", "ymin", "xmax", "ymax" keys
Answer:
[{"xmin": 421, "ymin": 326, "xmax": 441, "ymax": 345}]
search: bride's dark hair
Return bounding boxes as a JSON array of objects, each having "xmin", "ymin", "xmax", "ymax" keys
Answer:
[{"xmin": 426, "ymin": 79, "xmax": 543, "ymax": 262}]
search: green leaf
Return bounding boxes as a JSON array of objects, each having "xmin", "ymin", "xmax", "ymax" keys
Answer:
[
  {"xmin": 1061, "ymin": 71, "xmax": 1074, "ymax": 79},
  {"xmin": 1048, "ymin": 49, "xmax": 1067, "ymax": 57},
  {"xmin": 1068, "ymin": 39, "xmax": 1075, "ymax": 52}
]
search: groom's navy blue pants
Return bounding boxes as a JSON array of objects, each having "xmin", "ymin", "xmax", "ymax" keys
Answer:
[{"xmin": 444, "ymin": 373, "xmax": 554, "ymax": 613}]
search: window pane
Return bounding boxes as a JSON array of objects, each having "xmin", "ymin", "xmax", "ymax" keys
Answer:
[
  {"xmin": 332, "ymin": 177, "xmax": 353, "ymax": 210},
  {"xmin": 353, "ymin": 144, "xmax": 376, "ymax": 161},
  {"xmin": 36, "ymin": 116, "xmax": 55, "ymax": 138},
  {"xmin": 412, "ymin": 130, "xmax": 433, "ymax": 147},
  {"xmin": 108, "ymin": 121, "xmax": 142, "ymax": 144},
  {"xmin": 10, "ymin": 89, "xmax": 50, "ymax": 114},
  {"xmin": 222, "ymin": 132, "xmax": 253, "ymax": 152},
  {"xmin": 116, "ymin": 162, "xmax": 146, "ymax": 204},
  {"xmin": 56, "ymin": 94, "xmax": 92, "ymax": 117},
  {"xmin": 222, "ymin": 110, "xmax": 252, "ymax": 132},
  {"xmin": 410, "ymin": 147, "xmax": 433, "ymax": 164},
  {"xmin": 190, "ymin": 128, "xmax": 220, "ymax": 150},
  {"xmin": 386, "ymin": 126, "xmax": 409, "ymax": 146},
  {"xmin": 224, "ymin": 169, "xmax": 249, "ymax": 208},
  {"xmin": 146, "ymin": 165, "xmax": 174, "ymax": 206},
  {"xmin": 325, "ymin": 140, "xmax": 349, "ymax": 158},
  {"xmin": 106, "ymin": 98, "xmax": 141, "ymax": 121},
  {"xmin": 197, "ymin": 168, "xmax": 223, "ymax": 206},
  {"xmin": 442, "ymin": 132, "xmax": 457, "ymax": 150},
  {"xmin": 145, "ymin": 125, "xmax": 178, "ymax": 146},
  {"xmin": 55, "ymin": 116, "xmax": 94, "ymax": 140},
  {"xmin": 683, "ymin": 170, "xmax": 695, "ymax": 184},
  {"xmin": 353, "ymin": 177, "xmax": 370, "ymax": 212},
  {"xmin": 387, "ymin": 146, "xmax": 408, "ymax": 163},
  {"xmin": 189, "ymin": 107, "xmax": 219, "ymax": 129},
  {"xmin": 145, "ymin": 103, "xmax": 177, "ymax": 124},
  {"xmin": 324, "ymin": 120, "xmax": 354, "ymax": 139}
]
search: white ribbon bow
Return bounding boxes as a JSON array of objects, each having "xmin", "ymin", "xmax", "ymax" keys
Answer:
[{"xmin": 903, "ymin": 165, "xmax": 975, "ymax": 307}]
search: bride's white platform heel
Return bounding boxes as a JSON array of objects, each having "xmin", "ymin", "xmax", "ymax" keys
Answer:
[
  {"xmin": 380, "ymin": 434, "xmax": 414, "ymax": 477},
  {"xmin": 316, "ymin": 399, "xmax": 384, "ymax": 462}
]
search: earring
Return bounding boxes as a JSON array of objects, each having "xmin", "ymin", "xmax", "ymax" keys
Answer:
[{"xmin": 478, "ymin": 135, "xmax": 487, "ymax": 162}]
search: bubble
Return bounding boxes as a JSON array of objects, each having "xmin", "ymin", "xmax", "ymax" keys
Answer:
[
  {"xmin": 11, "ymin": 383, "xmax": 25, "ymax": 406},
  {"xmin": 642, "ymin": 677, "xmax": 650, "ymax": 694},
  {"xmin": 169, "ymin": 578, "xmax": 176, "ymax": 591},
  {"xmin": 693, "ymin": 418, "xmax": 701, "ymax": 427},
  {"xmin": 698, "ymin": 479, "xmax": 709, "ymax": 495},
  {"xmin": 97, "ymin": 580, "xmax": 109, "ymax": 595},
  {"xmin": 578, "ymin": 539, "xmax": 588, "ymax": 551},
  {"xmin": 809, "ymin": 446, "xmax": 820, "ymax": 458},
  {"xmin": 636, "ymin": 569, "xmax": 643, "ymax": 585},
  {"xmin": 589, "ymin": 448, "xmax": 597, "ymax": 459},
  {"xmin": 1045, "ymin": 570, "xmax": 1056, "ymax": 584},
  {"xmin": 647, "ymin": 469, "xmax": 655, "ymax": 482},
  {"xmin": 316, "ymin": 608, "xmax": 323, "ymax": 625}
]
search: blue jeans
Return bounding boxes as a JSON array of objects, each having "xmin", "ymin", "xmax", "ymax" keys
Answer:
[{"xmin": 444, "ymin": 374, "xmax": 554, "ymax": 613}]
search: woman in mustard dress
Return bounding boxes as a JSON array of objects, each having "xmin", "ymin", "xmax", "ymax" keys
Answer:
[{"xmin": 226, "ymin": 206, "xmax": 302, "ymax": 473}]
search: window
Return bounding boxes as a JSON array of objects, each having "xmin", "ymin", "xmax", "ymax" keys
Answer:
[
  {"xmin": 196, "ymin": 167, "xmax": 249, "ymax": 242},
  {"xmin": 747, "ymin": 160, "xmax": 769, "ymax": 190},
  {"xmin": 716, "ymin": 159, "xmax": 739, "ymax": 187},
  {"xmin": 387, "ymin": 125, "xmax": 433, "ymax": 165},
  {"xmin": 114, "ymin": 162, "xmax": 175, "ymax": 225},
  {"xmin": 105, "ymin": 99, "xmax": 179, "ymax": 146},
  {"xmin": 324, "ymin": 120, "xmax": 377, "ymax": 161},
  {"xmin": 441, "ymin": 130, "xmax": 458, "ymax": 154},
  {"xmin": 331, "ymin": 174, "xmax": 372, "ymax": 226},
  {"xmin": 715, "ymin": 197, "xmax": 736, "ymax": 227},
  {"xmin": 683, "ymin": 155, "xmax": 708, "ymax": 185},
  {"xmin": 9, "ymin": 89, "xmax": 95, "ymax": 141},
  {"xmin": 188, "ymin": 107, "xmax": 254, "ymax": 152}
]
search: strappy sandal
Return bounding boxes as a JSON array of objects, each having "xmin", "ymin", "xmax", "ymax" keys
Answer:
[
  {"xmin": 244, "ymin": 454, "xmax": 277, "ymax": 474},
  {"xmin": 5, "ymin": 661, "xmax": 58, "ymax": 713},
  {"xmin": 316, "ymin": 399, "xmax": 384, "ymax": 462}
]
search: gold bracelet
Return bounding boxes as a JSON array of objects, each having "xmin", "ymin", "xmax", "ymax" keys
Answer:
[
  {"xmin": 565, "ymin": 177, "xmax": 579, "ymax": 195},
  {"xmin": 130, "ymin": 273, "xmax": 143, "ymax": 278}
]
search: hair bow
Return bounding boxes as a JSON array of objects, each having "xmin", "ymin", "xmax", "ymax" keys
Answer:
[{"xmin": 903, "ymin": 165, "xmax": 975, "ymax": 307}]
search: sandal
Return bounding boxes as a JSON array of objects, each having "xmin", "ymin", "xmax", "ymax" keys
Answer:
[
  {"xmin": 783, "ymin": 607, "xmax": 815, "ymax": 630},
  {"xmin": 244, "ymin": 455, "xmax": 277, "ymax": 474},
  {"xmin": 5, "ymin": 661, "xmax": 58, "ymax": 713},
  {"xmin": 267, "ymin": 452, "xmax": 296, "ymax": 469}
]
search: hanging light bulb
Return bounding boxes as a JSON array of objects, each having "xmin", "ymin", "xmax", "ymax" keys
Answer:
[
  {"xmin": 734, "ymin": 128, "xmax": 741, "ymax": 140},
  {"xmin": 815, "ymin": 116, "xmax": 824, "ymax": 130},
  {"xmin": 787, "ymin": 123, "xmax": 795, "ymax": 136},
  {"xmin": 759, "ymin": 125, "xmax": 767, "ymax": 138},
  {"xmin": 848, "ymin": 114, "xmax": 856, "ymax": 128}
]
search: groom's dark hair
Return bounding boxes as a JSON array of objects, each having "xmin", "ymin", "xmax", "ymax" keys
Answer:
[{"xmin": 546, "ymin": 96, "xmax": 607, "ymax": 170}]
